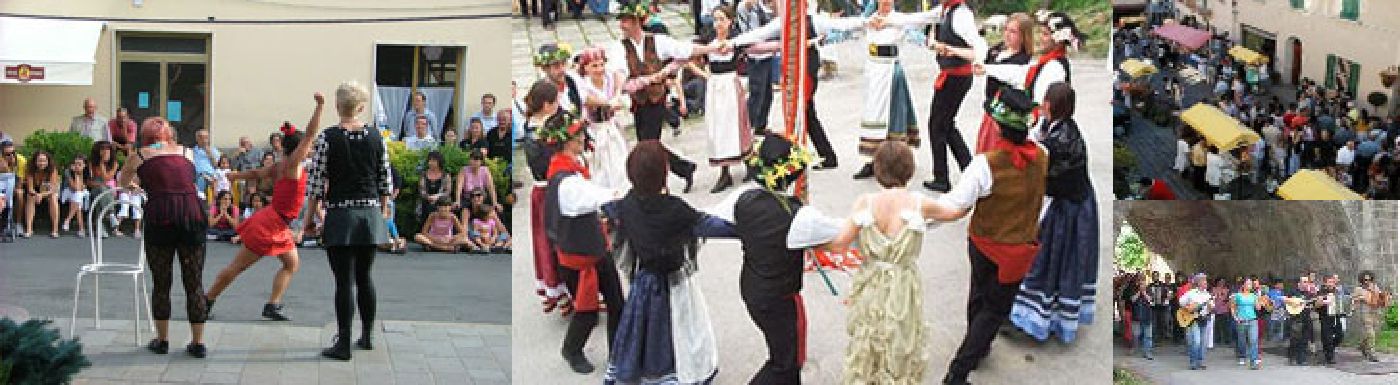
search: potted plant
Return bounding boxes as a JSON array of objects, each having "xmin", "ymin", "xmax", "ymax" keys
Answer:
[{"xmin": 0, "ymin": 318, "xmax": 90, "ymax": 384}]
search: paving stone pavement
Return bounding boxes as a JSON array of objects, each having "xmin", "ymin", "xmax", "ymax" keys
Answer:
[
  {"xmin": 1115, "ymin": 340, "xmax": 1397, "ymax": 385},
  {"xmin": 512, "ymin": 10, "xmax": 1116, "ymax": 384},
  {"xmin": 61, "ymin": 318, "xmax": 508, "ymax": 385}
]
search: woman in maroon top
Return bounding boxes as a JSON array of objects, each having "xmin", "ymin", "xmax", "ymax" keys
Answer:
[{"xmin": 118, "ymin": 117, "xmax": 210, "ymax": 358}]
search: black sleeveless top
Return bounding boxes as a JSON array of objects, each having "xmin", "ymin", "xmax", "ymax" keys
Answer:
[
  {"xmin": 545, "ymin": 171, "xmax": 607, "ymax": 257},
  {"xmin": 984, "ymin": 43, "xmax": 1031, "ymax": 100},
  {"xmin": 935, "ymin": 3, "xmax": 972, "ymax": 68},
  {"xmin": 323, "ymin": 126, "xmax": 386, "ymax": 204}
]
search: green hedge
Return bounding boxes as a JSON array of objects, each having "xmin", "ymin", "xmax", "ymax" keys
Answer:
[
  {"xmin": 386, "ymin": 141, "xmax": 513, "ymax": 232},
  {"xmin": 19, "ymin": 130, "xmax": 94, "ymax": 168}
]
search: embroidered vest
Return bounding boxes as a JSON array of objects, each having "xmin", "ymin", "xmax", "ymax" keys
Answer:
[
  {"xmin": 623, "ymin": 35, "xmax": 668, "ymax": 106},
  {"xmin": 968, "ymin": 149, "xmax": 1048, "ymax": 244}
]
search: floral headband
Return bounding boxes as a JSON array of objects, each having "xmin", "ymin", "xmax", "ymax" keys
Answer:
[
  {"xmin": 745, "ymin": 135, "xmax": 814, "ymax": 191},
  {"xmin": 1036, "ymin": 10, "xmax": 1083, "ymax": 50},
  {"xmin": 534, "ymin": 43, "xmax": 573, "ymax": 66},
  {"xmin": 617, "ymin": 0, "xmax": 652, "ymax": 19},
  {"xmin": 534, "ymin": 112, "xmax": 586, "ymax": 146}
]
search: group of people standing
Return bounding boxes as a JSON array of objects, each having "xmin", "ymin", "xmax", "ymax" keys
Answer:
[
  {"xmin": 1118, "ymin": 269, "xmax": 1390, "ymax": 370},
  {"xmin": 519, "ymin": 1, "xmax": 1100, "ymax": 383}
]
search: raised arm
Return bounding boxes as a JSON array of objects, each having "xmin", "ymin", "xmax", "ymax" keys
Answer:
[{"xmin": 288, "ymin": 93, "xmax": 327, "ymax": 167}]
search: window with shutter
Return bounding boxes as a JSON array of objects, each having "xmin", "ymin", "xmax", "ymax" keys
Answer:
[
  {"xmin": 1341, "ymin": 0, "xmax": 1359, "ymax": 21},
  {"xmin": 1348, "ymin": 63, "xmax": 1361, "ymax": 96},
  {"xmin": 1326, "ymin": 54, "xmax": 1337, "ymax": 89}
]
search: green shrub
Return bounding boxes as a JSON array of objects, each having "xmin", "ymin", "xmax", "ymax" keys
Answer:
[
  {"xmin": 387, "ymin": 142, "xmax": 514, "ymax": 231},
  {"xmin": 1387, "ymin": 303, "xmax": 1397, "ymax": 328},
  {"xmin": 0, "ymin": 318, "xmax": 90, "ymax": 385},
  {"xmin": 20, "ymin": 131, "xmax": 93, "ymax": 168}
]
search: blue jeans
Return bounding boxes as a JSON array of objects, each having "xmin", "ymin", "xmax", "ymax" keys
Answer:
[
  {"xmin": 1236, "ymin": 319, "xmax": 1260, "ymax": 364},
  {"xmin": 1134, "ymin": 319, "xmax": 1154, "ymax": 358},
  {"xmin": 1186, "ymin": 323, "xmax": 1206, "ymax": 367}
]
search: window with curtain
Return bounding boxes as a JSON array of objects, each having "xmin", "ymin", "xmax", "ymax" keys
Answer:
[{"xmin": 1340, "ymin": 0, "xmax": 1359, "ymax": 21}]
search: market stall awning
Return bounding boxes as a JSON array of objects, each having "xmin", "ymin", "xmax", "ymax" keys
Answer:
[
  {"xmin": 1228, "ymin": 46, "xmax": 1269, "ymax": 65},
  {"xmin": 0, "ymin": 17, "xmax": 105, "ymax": 85},
  {"xmin": 1151, "ymin": 24, "xmax": 1211, "ymax": 51},
  {"xmin": 1119, "ymin": 59, "xmax": 1157, "ymax": 79},
  {"xmin": 1277, "ymin": 170, "xmax": 1363, "ymax": 200},
  {"xmin": 1180, "ymin": 103, "xmax": 1260, "ymax": 151}
]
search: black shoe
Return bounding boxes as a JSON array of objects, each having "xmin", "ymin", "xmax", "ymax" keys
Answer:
[
  {"xmin": 356, "ymin": 335, "xmax": 373, "ymax": 350},
  {"xmin": 321, "ymin": 335, "xmax": 352, "ymax": 361},
  {"xmin": 186, "ymin": 343, "xmax": 207, "ymax": 358},
  {"xmin": 147, "ymin": 339, "xmax": 169, "ymax": 354},
  {"xmin": 853, "ymin": 163, "xmax": 874, "ymax": 179},
  {"xmin": 681, "ymin": 172, "xmax": 694, "ymax": 194},
  {"xmin": 709, "ymin": 174, "xmax": 733, "ymax": 194},
  {"xmin": 563, "ymin": 352, "xmax": 595, "ymax": 374},
  {"xmin": 813, "ymin": 159, "xmax": 838, "ymax": 170},
  {"xmin": 1368, "ymin": 356, "xmax": 1380, "ymax": 363},
  {"xmin": 923, "ymin": 180, "xmax": 951, "ymax": 192},
  {"xmin": 262, "ymin": 303, "xmax": 290, "ymax": 321}
]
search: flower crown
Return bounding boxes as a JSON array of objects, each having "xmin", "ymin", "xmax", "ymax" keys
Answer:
[
  {"xmin": 617, "ymin": 0, "xmax": 652, "ymax": 19},
  {"xmin": 534, "ymin": 112, "xmax": 586, "ymax": 146},
  {"xmin": 533, "ymin": 43, "xmax": 573, "ymax": 66},
  {"xmin": 745, "ymin": 136, "xmax": 814, "ymax": 190}
]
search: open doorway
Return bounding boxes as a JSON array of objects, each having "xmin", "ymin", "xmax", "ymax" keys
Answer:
[
  {"xmin": 1289, "ymin": 38, "xmax": 1303, "ymax": 85},
  {"xmin": 374, "ymin": 44, "xmax": 466, "ymax": 140}
]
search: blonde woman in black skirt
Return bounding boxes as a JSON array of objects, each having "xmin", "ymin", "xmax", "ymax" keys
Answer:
[{"xmin": 304, "ymin": 81, "xmax": 394, "ymax": 360}]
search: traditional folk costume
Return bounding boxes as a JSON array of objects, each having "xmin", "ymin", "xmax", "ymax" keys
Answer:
[
  {"xmin": 528, "ymin": 48, "xmax": 574, "ymax": 312},
  {"xmin": 604, "ymin": 191, "xmax": 731, "ymax": 384},
  {"xmin": 608, "ymin": 1, "xmax": 697, "ymax": 192},
  {"xmin": 935, "ymin": 92, "xmax": 1047, "ymax": 385},
  {"xmin": 703, "ymin": 134, "xmax": 818, "ymax": 385},
  {"xmin": 855, "ymin": 10, "xmax": 933, "ymax": 164},
  {"xmin": 923, "ymin": 0, "xmax": 986, "ymax": 191},
  {"xmin": 700, "ymin": 48, "xmax": 753, "ymax": 168},
  {"xmin": 983, "ymin": 11, "xmax": 1076, "ymax": 141},
  {"xmin": 539, "ymin": 114, "xmax": 627, "ymax": 372},
  {"xmin": 535, "ymin": 44, "xmax": 586, "ymax": 116},
  {"xmin": 972, "ymin": 43, "xmax": 1031, "ymax": 152},
  {"xmin": 576, "ymin": 48, "xmax": 632, "ymax": 191},
  {"xmin": 730, "ymin": 8, "xmax": 868, "ymax": 169}
]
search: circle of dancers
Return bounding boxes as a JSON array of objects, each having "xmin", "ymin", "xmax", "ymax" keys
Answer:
[{"xmin": 522, "ymin": 1, "xmax": 1102, "ymax": 383}]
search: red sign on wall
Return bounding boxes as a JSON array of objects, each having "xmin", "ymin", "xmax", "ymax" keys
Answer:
[{"xmin": 4, "ymin": 64, "xmax": 46, "ymax": 83}]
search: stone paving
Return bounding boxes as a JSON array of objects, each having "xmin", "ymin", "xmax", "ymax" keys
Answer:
[
  {"xmin": 512, "ymin": 8, "xmax": 1115, "ymax": 384},
  {"xmin": 1115, "ymin": 340, "xmax": 1397, "ymax": 385}
]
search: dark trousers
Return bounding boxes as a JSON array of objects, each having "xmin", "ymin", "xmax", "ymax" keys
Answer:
[
  {"xmin": 743, "ymin": 293, "xmax": 802, "ymax": 385},
  {"xmin": 927, "ymin": 75, "xmax": 973, "ymax": 182},
  {"xmin": 541, "ymin": 0, "xmax": 558, "ymax": 26},
  {"xmin": 634, "ymin": 104, "xmax": 697, "ymax": 181},
  {"xmin": 691, "ymin": 0, "xmax": 704, "ymax": 35},
  {"xmin": 1153, "ymin": 306, "xmax": 1171, "ymax": 343},
  {"xmin": 566, "ymin": 0, "xmax": 585, "ymax": 18},
  {"xmin": 804, "ymin": 75, "xmax": 837, "ymax": 164},
  {"xmin": 748, "ymin": 57, "xmax": 775, "ymax": 133},
  {"xmin": 946, "ymin": 243, "xmax": 1020, "ymax": 384},
  {"xmin": 519, "ymin": 0, "xmax": 537, "ymax": 16},
  {"xmin": 1215, "ymin": 312, "xmax": 1234, "ymax": 345},
  {"xmin": 559, "ymin": 256, "xmax": 626, "ymax": 356},
  {"xmin": 326, "ymin": 245, "xmax": 377, "ymax": 337},
  {"xmin": 146, "ymin": 242, "xmax": 209, "ymax": 323},
  {"xmin": 1320, "ymin": 314, "xmax": 1340, "ymax": 362}
]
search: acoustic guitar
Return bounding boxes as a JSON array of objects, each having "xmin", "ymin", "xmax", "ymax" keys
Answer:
[{"xmin": 1176, "ymin": 303, "xmax": 1208, "ymax": 328}]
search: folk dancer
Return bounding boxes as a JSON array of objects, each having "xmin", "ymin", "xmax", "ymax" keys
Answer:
[
  {"xmin": 850, "ymin": 0, "xmax": 933, "ymax": 180},
  {"xmin": 922, "ymin": 0, "xmax": 987, "ymax": 192}
]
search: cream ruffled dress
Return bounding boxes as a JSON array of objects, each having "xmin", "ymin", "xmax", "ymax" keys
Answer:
[{"xmin": 843, "ymin": 201, "xmax": 929, "ymax": 384}]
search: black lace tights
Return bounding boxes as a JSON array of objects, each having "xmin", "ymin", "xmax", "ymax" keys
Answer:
[
  {"xmin": 146, "ymin": 242, "xmax": 208, "ymax": 323},
  {"xmin": 326, "ymin": 246, "xmax": 377, "ymax": 337}
]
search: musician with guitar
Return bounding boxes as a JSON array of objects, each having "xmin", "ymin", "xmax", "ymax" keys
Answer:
[
  {"xmin": 1353, "ymin": 270, "xmax": 1390, "ymax": 363},
  {"xmin": 1282, "ymin": 276, "xmax": 1317, "ymax": 365},
  {"xmin": 1178, "ymin": 273, "xmax": 1213, "ymax": 370}
]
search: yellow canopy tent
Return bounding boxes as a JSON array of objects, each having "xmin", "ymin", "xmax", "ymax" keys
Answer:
[
  {"xmin": 1229, "ymin": 46, "xmax": 1269, "ymax": 65},
  {"xmin": 1119, "ymin": 59, "xmax": 1157, "ymax": 79},
  {"xmin": 1277, "ymin": 170, "xmax": 1363, "ymax": 200},
  {"xmin": 1180, "ymin": 103, "xmax": 1260, "ymax": 151}
]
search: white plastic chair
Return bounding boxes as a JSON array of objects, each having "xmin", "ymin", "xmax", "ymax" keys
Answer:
[{"xmin": 70, "ymin": 188, "xmax": 155, "ymax": 345}]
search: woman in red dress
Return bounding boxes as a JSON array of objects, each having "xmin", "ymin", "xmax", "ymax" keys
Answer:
[{"xmin": 204, "ymin": 92, "xmax": 325, "ymax": 321}]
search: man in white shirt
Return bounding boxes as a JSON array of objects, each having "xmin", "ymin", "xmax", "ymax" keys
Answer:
[
  {"xmin": 69, "ymin": 97, "xmax": 109, "ymax": 142},
  {"xmin": 922, "ymin": 0, "xmax": 987, "ymax": 192},
  {"xmin": 606, "ymin": 1, "xmax": 726, "ymax": 192},
  {"xmin": 725, "ymin": 0, "xmax": 868, "ymax": 170},
  {"xmin": 404, "ymin": 116, "xmax": 439, "ymax": 151},
  {"xmin": 470, "ymin": 93, "xmax": 499, "ymax": 135},
  {"xmin": 1180, "ymin": 273, "xmax": 1213, "ymax": 370}
]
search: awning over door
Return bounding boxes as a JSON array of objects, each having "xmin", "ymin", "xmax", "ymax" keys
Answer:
[{"xmin": 0, "ymin": 17, "xmax": 105, "ymax": 85}]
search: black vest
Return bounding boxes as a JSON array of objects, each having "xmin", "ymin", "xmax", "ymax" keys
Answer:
[
  {"xmin": 545, "ymin": 171, "xmax": 607, "ymax": 257},
  {"xmin": 563, "ymin": 76, "xmax": 583, "ymax": 116},
  {"xmin": 324, "ymin": 126, "xmax": 385, "ymax": 204},
  {"xmin": 734, "ymin": 189, "xmax": 804, "ymax": 301},
  {"xmin": 806, "ymin": 15, "xmax": 821, "ymax": 80},
  {"xmin": 935, "ymin": 3, "xmax": 971, "ymax": 69},
  {"xmin": 984, "ymin": 44, "xmax": 1031, "ymax": 99}
]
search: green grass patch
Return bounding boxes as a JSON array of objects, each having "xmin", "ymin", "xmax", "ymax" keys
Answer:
[
  {"xmin": 1113, "ymin": 367, "xmax": 1149, "ymax": 385},
  {"xmin": 1377, "ymin": 328, "xmax": 1397, "ymax": 354}
]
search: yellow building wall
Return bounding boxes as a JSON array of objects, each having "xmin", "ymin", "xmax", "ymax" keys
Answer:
[{"xmin": 0, "ymin": 0, "xmax": 511, "ymax": 147}]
